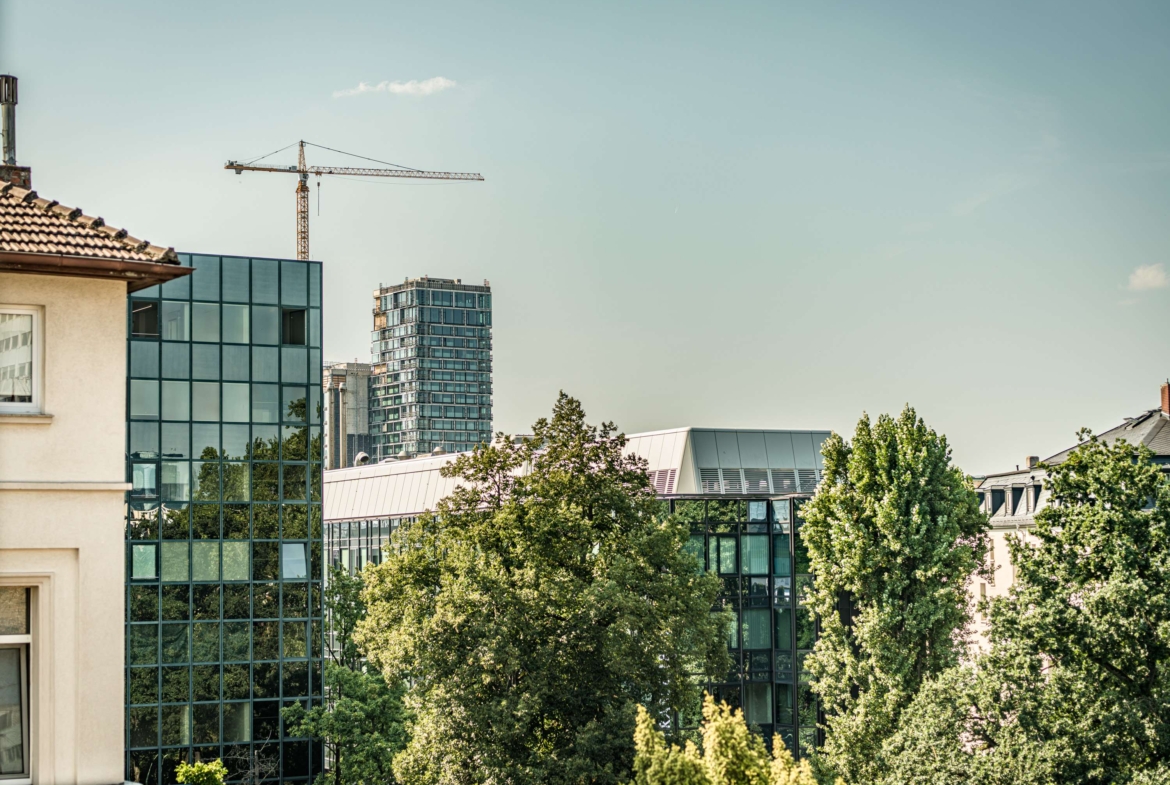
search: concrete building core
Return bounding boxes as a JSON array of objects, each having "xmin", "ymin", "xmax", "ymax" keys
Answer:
[{"xmin": 322, "ymin": 362, "xmax": 371, "ymax": 469}]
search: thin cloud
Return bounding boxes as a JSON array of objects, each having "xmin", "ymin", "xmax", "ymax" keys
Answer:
[
  {"xmin": 1126, "ymin": 263, "xmax": 1168, "ymax": 292},
  {"xmin": 951, "ymin": 174, "xmax": 1032, "ymax": 217},
  {"xmin": 333, "ymin": 77, "xmax": 457, "ymax": 98}
]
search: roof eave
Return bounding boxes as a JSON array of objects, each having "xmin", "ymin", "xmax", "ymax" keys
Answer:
[{"xmin": 0, "ymin": 251, "xmax": 193, "ymax": 292}]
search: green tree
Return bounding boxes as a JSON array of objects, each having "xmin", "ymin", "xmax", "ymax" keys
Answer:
[
  {"xmin": 799, "ymin": 406, "xmax": 987, "ymax": 783},
  {"xmin": 882, "ymin": 432, "xmax": 1170, "ymax": 785},
  {"xmin": 632, "ymin": 696, "xmax": 826, "ymax": 785},
  {"xmin": 175, "ymin": 759, "xmax": 227, "ymax": 785},
  {"xmin": 283, "ymin": 567, "xmax": 410, "ymax": 785},
  {"xmin": 356, "ymin": 393, "xmax": 729, "ymax": 785}
]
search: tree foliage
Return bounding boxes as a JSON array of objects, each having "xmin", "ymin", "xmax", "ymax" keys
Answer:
[
  {"xmin": 175, "ymin": 759, "xmax": 227, "ymax": 785},
  {"xmin": 632, "ymin": 696, "xmax": 827, "ymax": 785},
  {"xmin": 799, "ymin": 406, "xmax": 987, "ymax": 783},
  {"xmin": 283, "ymin": 567, "xmax": 409, "ymax": 785},
  {"xmin": 881, "ymin": 433, "xmax": 1170, "ymax": 785},
  {"xmin": 356, "ymin": 393, "xmax": 729, "ymax": 785}
]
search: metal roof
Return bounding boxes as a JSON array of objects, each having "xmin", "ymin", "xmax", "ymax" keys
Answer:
[{"xmin": 324, "ymin": 426, "xmax": 831, "ymax": 522}]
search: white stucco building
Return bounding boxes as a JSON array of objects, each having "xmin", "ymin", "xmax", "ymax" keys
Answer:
[{"xmin": 0, "ymin": 80, "xmax": 191, "ymax": 783}]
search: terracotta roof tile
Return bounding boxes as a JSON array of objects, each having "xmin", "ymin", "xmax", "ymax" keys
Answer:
[{"xmin": 0, "ymin": 180, "xmax": 177, "ymax": 264}]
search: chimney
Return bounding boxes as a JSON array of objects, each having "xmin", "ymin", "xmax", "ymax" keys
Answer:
[
  {"xmin": 1025, "ymin": 456, "xmax": 1040, "ymax": 469},
  {"xmin": 0, "ymin": 75, "xmax": 31, "ymax": 189},
  {"xmin": 1162, "ymin": 380, "xmax": 1169, "ymax": 416}
]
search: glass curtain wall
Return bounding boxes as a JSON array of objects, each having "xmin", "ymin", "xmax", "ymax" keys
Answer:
[
  {"xmin": 126, "ymin": 255, "xmax": 324, "ymax": 785},
  {"xmin": 321, "ymin": 496, "xmax": 819, "ymax": 758},
  {"xmin": 678, "ymin": 497, "xmax": 818, "ymax": 756}
]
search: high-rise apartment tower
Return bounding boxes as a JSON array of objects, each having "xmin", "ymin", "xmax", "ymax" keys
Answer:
[{"xmin": 368, "ymin": 277, "xmax": 492, "ymax": 460}]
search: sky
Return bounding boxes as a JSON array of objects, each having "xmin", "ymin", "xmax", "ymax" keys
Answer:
[{"xmin": 2, "ymin": 1, "xmax": 1169, "ymax": 474}]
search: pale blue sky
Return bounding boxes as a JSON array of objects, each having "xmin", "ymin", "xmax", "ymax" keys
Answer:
[{"xmin": 3, "ymin": 1, "xmax": 1168, "ymax": 473}]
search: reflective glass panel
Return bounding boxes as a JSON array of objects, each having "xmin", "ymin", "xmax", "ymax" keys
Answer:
[
  {"xmin": 222, "ymin": 345, "xmax": 249, "ymax": 381},
  {"xmin": 192, "ymin": 303, "xmax": 219, "ymax": 343},
  {"xmin": 223, "ymin": 305, "xmax": 249, "ymax": 344},
  {"xmin": 160, "ymin": 302, "xmax": 189, "ymax": 341}
]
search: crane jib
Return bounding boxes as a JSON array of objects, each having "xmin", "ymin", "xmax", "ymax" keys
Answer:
[{"xmin": 223, "ymin": 147, "xmax": 483, "ymax": 260}]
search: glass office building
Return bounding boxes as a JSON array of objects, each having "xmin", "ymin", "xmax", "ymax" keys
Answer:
[
  {"xmin": 368, "ymin": 277, "xmax": 492, "ymax": 460},
  {"xmin": 125, "ymin": 254, "xmax": 324, "ymax": 784},
  {"xmin": 322, "ymin": 427, "xmax": 828, "ymax": 756}
]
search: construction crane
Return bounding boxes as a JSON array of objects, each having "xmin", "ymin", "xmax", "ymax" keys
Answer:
[{"xmin": 226, "ymin": 140, "xmax": 483, "ymax": 260}]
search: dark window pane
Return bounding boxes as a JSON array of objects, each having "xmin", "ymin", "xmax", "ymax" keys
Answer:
[
  {"xmin": 129, "ymin": 706, "xmax": 159, "ymax": 748},
  {"xmin": 282, "ymin": 308, "xmax": 307, "ymax": 345},
  {"xmin": 161, "ymin": 665, "xmax": 189, "ymax": 703},
  {"xmin": 129, "ymin": 667, "xmax": 158, "ymax": 705},
  {"xmin": 132, "ymin": 301, "xmax": 160, "ymax": 338}
]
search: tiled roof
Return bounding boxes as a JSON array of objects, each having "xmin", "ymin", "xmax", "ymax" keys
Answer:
[{"xmin": 0, "ymin": 180, "xmax": 177, "ymax": 264}]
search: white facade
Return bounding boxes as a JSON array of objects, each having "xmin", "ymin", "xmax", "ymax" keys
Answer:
[
  {"xmin": 324, "ymin": 427, "xmax": 830, "ymax": 522},
  {"xmin": 0, "ymin": 273, "xmax": 135, "ymax": 784}
]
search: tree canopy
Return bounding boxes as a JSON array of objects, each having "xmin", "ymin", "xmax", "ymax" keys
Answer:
[
  {"xmin": 283, "ymin": 567, "xmax": 409, "ymax": 785},
  {"xmin": 881, "ymin": 432, "xmax": 1170, "ymax": 785},
  {"xmin": 799, "ymin": 406, "xmax": 988, "ymax": 783},
  {"xmin": 356, "ymin": 393, "xmax": 729, "ymax": 785},
  {"xmin": 632, "ymin": 696, "xmax": 827, "ymax": 785}
]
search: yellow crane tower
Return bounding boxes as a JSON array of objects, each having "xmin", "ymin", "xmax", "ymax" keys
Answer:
[{"xmin": 226, "ymin": 140, "xmax": 484, "ymax": 260}]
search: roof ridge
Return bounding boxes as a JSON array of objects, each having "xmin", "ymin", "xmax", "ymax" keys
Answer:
[{"xmin": 1, "ymin": 180, "xmax": 177, "ymax": 263}]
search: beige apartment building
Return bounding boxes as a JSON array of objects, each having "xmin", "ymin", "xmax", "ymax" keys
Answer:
[
  {"xmin": 971, "ymin": 382, "xmax": 1170, "ymax": 642},
  {"xmin": 0, "ymin": 74, "xmax": 191, "ymax": 784}
]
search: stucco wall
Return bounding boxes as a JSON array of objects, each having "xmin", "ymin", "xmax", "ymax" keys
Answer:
[
  {"xmin": 0, "ymin": 272, "xmax": 128, "ymax": 784},
  {"xmin": 0, "ymin": 273, "xmax": 126, "ymax": 481}
]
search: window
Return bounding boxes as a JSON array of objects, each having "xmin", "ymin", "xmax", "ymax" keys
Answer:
[
  {"xmin": 0, "ymin": 308, "xmax": 41, "ymax": 414},
  {"xmin": 282, "ymin": 309, "xmax": 307, "ymax": 346},
  {"xmin": 131, "ymin": 544, "xmax": 158, "ymax": 579},
  {"xmin": 130, "ymin": 301, "xmax": 159, "ymax": 337},
  {"xmin": 0, "ymin": 588, "xmax": 30, "ymax": 780},
  {"xmin": 281, "ymin": 544, "xmax": 308, "ymax": 580},
  {"xmin": 741, "ymin": 535, "xmax": 769, "ymax": 575}
]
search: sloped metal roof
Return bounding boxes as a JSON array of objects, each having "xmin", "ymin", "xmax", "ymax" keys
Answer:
[{"xmin": 324, "ymin": 427, "xmax": 832, "ymax": 522}]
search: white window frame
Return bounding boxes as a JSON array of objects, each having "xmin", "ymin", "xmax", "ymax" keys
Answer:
[
  {"xmin": 0, "ymin": 641, "xmax": 30, "ymax": 783},
  {"xmin": 0, "ymin": 306, "xmax": 43, "ymax": 415}
]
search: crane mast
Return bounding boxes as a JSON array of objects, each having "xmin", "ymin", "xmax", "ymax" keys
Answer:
[
  {"xmin": 226, "ymin": 140, "xmax": 483, "ymax": 261},
  {"xmin": 296, "ymin": 142, "xmax": 309, "ymax": 260}
]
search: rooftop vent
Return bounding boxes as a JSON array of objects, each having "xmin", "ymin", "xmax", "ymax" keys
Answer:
[{"xmin": 0, "ymin": 75, "xmax": 30, "ymax": 188}]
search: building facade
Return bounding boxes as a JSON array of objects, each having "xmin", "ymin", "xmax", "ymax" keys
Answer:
[
  {"xmin": 323, "ymin": 426, "xmax": 830, "ymax": 756},
  {"xmin": 322, "ymin": 362, "xmax": 371, "ymax": 470},
  {"xmin": 971, "ymin": 383, "xmax": 1170, "ymax": 641},
  {"xmin": 1, "ymin": 120, "xmax": 191, "ymax": 784},
  {"xmin": 125, "ymin": 254, "xmax": 325, "ymax": 784},
  {"xmin": 368, "ymin": 277, "xmax": 492, "ymax": 461}
]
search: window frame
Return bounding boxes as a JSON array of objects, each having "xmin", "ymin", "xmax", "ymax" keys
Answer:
[
  {"xmin": 0, "ymin": 643, "xmax": 30, "ymax": 782},
  {"xmin": 0, "ymin": 306, "xmax": 43, "ymax": 415}
]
